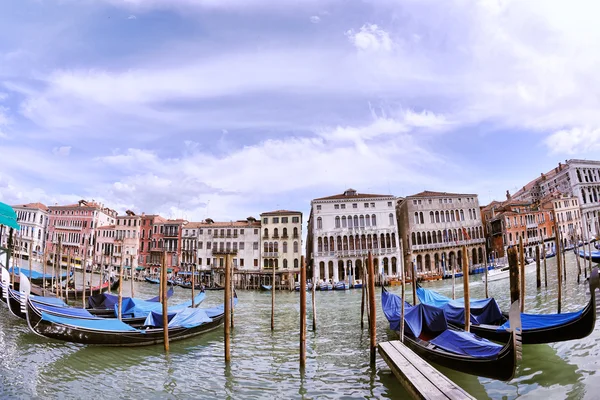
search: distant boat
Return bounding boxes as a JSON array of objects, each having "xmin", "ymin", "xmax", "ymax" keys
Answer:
[
  {"xmin": 483, "ymin": 259, "xmax": 537, "ymax": 283},
  {"xmin": 319, "ymin": 282, "xmax": 333, "ymax": 291},
  {"xmin": 261, "ymin": 284, "xmax": 272, "ymax": 291},
  {"xmin": 145, "ymin": 277, "xmax": 160, "ymax": 284},
  {"xmin": 334, "ymin": 282, "xmax": 349, "ymax": 290},
  {"xmin": 352, "ymin": 279, "xmax": 363, "ymax": 289},
  {"xmin": 579, "ymin": 250, "xmax": 600, "ymax": 263}
]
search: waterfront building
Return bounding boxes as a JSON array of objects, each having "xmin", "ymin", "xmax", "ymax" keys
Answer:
[
  {"xmin": 542, "ymin": 194, "xmax": 583, "ymax": 248},
  {"xmin": 138, "ymin": 214, "xmax": 166, "ymax": 272},
  {"xmin": 115, "ymin": 210, "xmax": 142, "ymax": 271},
  {"xmin": 512, "ymin": 159, "xmax": 600, "ymax": 239},
  {"xmin": 3, "ymin": 203, "xmax": 49, "ymax": 261},
  {"xmin": 307, "ymin": 189, "xmax": 401, "ymax": 282},
  {"xmin": 482, "ymin": 192, "xmax": 556, "ymax": 259},
  {"xmin": 47, "ymin": 200, "xmax": 117, "ymax": 269},
  {"xmin": 94, "ymin": 225, "xmax": 116, "ymax": 270},
  {"xmin": 260, "ymin": 210, "xmax": 302, "ymax": 271},
  {"xmin": 397, "ymin": 191, "xmax": 486, "ymax": 275},
  {"xmin": 151, "ymin": 219, "xmax": 186, "ymax": 273}
]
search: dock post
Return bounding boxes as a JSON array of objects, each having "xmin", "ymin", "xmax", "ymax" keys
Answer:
[
  {"xmin": 462, "ymin": 246, "xmax": 470, "ymax": 332},
  {"xmin": 130, "ymin": 255, "xmax": 135, "ymax": 299},
  {"xmin": 118, "ymin": 249, "xmax": 124, "ymax": 321},
  {"xmin": 561, "ymin": 232, "xmax": 567, "ymax": 282},
  {"xmin": 400, "ymin": 255, "xmax": 405, "ymax": 342},
  {"xmin": 411, "ymin": 260, "xmax": 417, "ymax": 306},
  {"xmin": 231, "ymin": 256, "xmax": 235, "ymax": 329},
  {"xmin": 90, "ymin": 236, "xmax": 96, "ymax": 299},
  {"xmin": 161, "ymin": 251, "xmax": 169, "ymax": 352},
  {"xmin": 28, "ymin": 245, "xmax": 33, "ymax": 282},
  {"xmin": 57, "ymin": 237, "xmax": 62, "ymax": 299},
  {"xmin": 536, "ymin": 245, "xmax": 541, "ymax": 288},
  {"xmin": 554, "ymin": 218, "xmax": 562, "ymax": 314},
  {"xmin": 271, "ymin": 254, "xmax": 275, "ymax": 331},
  {"xmin": 42, "ymin": 249, "xmax": 47, "ymax": 296},
  {"xmin": 312, "ymin": 261, "xmax": 317, "ymax": 332},
  {"xmin": 361, "ymin": 265, "xmax": 366, "ymax": 329},
  {"xmin": 519, "ymin": 237, "xmax": 525, "ymax": 313},
  {"xmin": 4, "ymin": 228, "xmax": 12, "ymax": 278},
  {"xmin": 224, "ymin": 254, "xmax": 231, "ymax": 362},
  {"xmin": 82, "ymin": 237, "xmax": 89, "ymax": 308},
  {"xmin": 576, "ymin": 239, "xmax": 581, "ymax": 284},
  {"xmin": 483, "ymin": 248, "xmax": 489, "ymax": 299},
  {"xmin": 300, "ymin": 256, "xmax": 306, "ymax": 369},
  {"xmin": 508, "ymin": 245, "xmax": 519, "ymax": 306},
  {"xmin": 543, "ymin": 241, "xmax": 548, "ymax": 286},
  {"xmin": 65, "ymin": 248, "xmax": 71, "ymax": 302},
  {"xmin": 368, "ymin": 251, "xmax": 376, "ymax": 365}
]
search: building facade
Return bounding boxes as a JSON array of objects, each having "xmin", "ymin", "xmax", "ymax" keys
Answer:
[
  {"xmin": 260, "ymin": 210, "xmax": 302, "ymax": 272},
  {"xmin": 138, "ymin": 214, "xmax": 166, "ymax": 270},
  {"xmin": 115, "ymin": 211, "xmax": 142, "ymax": 270},
  {"xmin": 46, "ymin": 200, "xmax": 117, "ymax": 269},
  {"xmin": 307, "ymin": 189, "xmax": 401, "ymax": 283},
  {"xmin": 8, "ymin": 203, "xmax": 49, "ymax": 261},
  {"xmin": 94, "ymin": 225, "xmax": 116, "ymax": 270},
  {"xmin": 398, "ymin": 191, "xmax": 486, "ymax": 275},
  {"xmin": 544, "ymin": 194, "xmax": 583, "ymax": 248}
]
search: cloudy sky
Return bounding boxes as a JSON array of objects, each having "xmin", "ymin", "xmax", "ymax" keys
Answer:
[{"xmin": 1, "ymin": 0, "xmax": 599, "ymax": 221}]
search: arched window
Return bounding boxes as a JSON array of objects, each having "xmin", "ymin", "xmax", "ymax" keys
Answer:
[
  {"xmin": 391, "ymin": 234, "xmax": 396, "ymax": 248},
  {"xmin": 293, "ymin": 227, "xmax": 298, "ymax": 237},
  {"xmin": 372, "ymin": 214, "xmax": 377, "ymax": 226},
  {"xmin": 330, "ymin": 237, "xmax": 335, "ymax": 251},
  {"xmin": 373, "ymin": 234, "xmax": 379, "ymax": 248},
  {"xmin": 460, "ymin": 210, "xmax": 464, "ymax": 221},
  {"xmin": 430, "ymin": 211, "xmax": 434, "ymax": 223},
  {"xmin": 414, "ymin": 212, "xmax": 419, "ymax": 224},
  {"xmin": 343, "ymin": 236, "xmax": 348, "ymax": 250},
  {"xmin": 427, "ymin": 231, "xmax": 432, "ymax": 244},
  {"xmin": 317, "ymin": 238, "xmax": 323, "ymax": 252},
  {"xmin": 283, "ymin": 241, "xmax": 288, "ymax": 253},
  {"xmin": 349, "ymin": 236, "xmax": 355, "ymax": 250},
  {"xmin": 274, "ymin": 228, "xmax": 279, "ymax": 238},
  {"xmin": 435, "ymin": 211, "xmax": 440, "ymax": 223},
  {"xmin": 317, "ymin": 217, "xmax": 322, "ymax": 229},
  {"xmin": 353, "ymin": 215, "xmax": 359, "ymax": 227},
  {"xmin": 264, "ymin": 228, "xmax": 269, "ymax": 238},
  {"xmin": 419, "ymin": 212, "xmax": 424, "ymax": 224},
  {"xmin": 337, "ymin": 236, "xmax": 342, "ymax": 251},
  {"xmin": 293, "ymin": 241, "xmax": 299, "ymax": 253},
  {"xmin": 360, "ymin": 215, "xmax": 365, "ymax": 227},
  {"xmin": 342, "ymin": 216, "xmax": 347, "ymax": 228},
  {"xmin": 335, "ymin": 216, "xmax": 340, "ymax": 228},
  {"xmin": 455, "ymin": 210, "xmax": 460, "ymax": 221},
  {"xmin": 380, "ymin": 233, "xmax": 386, "ymax": 248},
  {"xmin": 366, "ymin": 215, "xmax": 371, "ymax": 226},
  {"xmin": 264, "ymin": 259, "xmax": 269, "ymax": 268},
  {"xmin": 417, "ymin": 232, "xmax": 422, "ymax": 245},
  {"xmin": 347, "ymin": 215, "xmax": 353, "ymax": 228},
  {"xmin": 283, "ymin": 259, "xmax": 288, "ymax": 268},
  {"xmin": 451, "ymin": 211, "xmax": 455, "ymax": 222},
  {"xmin": 283, "ymin": 227, "xmax": 288, "ymax": 237},
  {"xmin": 389, "ymin": 213, "xmax": 394, "ymax": 225},
  {"xmin": 324, "ymin": 237, "xmax": 329, "ymax": 251},
  {"xmin": 445, "ymin": 210, "xmax": 450, "ymax": 222},
  {"xmin": 269, "ymin": 242, "xmax": 274, "ymax": 252},
  {"xmin": 294, "ymin": 259, "xmax": 299, "ymax": 268}
]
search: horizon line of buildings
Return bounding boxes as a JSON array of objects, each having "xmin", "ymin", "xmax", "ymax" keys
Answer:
[{"xmin": 1, "ymin": 158, "xmax": 599, "ymax": 280}]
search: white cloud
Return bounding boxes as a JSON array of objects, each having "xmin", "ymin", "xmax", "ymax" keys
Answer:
[
  {"xmin": 127, "ymin": 15, "xmax": 137, "ymax": 19},
  {"xmin": 52, "ymin": 146, "xmax": 72, "ymax": 156},
  {"xmin": 346, "ymin": 24, "xmax": 393, "ymax": 52},
  {"xmin": 545, "ymin": 127, "xmax": 600, "ymax": 155},
  {"xmin": 310, "ymin": 16, "xmax": 320, "ymax": 24}
]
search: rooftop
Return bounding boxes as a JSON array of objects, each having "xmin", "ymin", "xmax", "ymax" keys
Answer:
[
  {"xmin": 13, "ymin": 202, "xmax": 48, "ymax": 211},
  {"xmin": 313, "ymin": 188, "xmax": 394, "ymax": 201},
  {"xmin": 408, "ymin": 190, "xmax": 477, "ymax": 198},
  {"xmin": 260, "ymin": 210, "xmax": 302, "ymax": 216}
]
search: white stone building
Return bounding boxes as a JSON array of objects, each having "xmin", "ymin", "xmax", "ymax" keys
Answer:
[
  {"xmin": 397, "ymin": 191, "xmax": 486, "ymax": 275},
  {"xmin": 115, "ymin": 210, "xmax": 142, "ymax": 270},
  {"xmin": 513, "ymin": 159, "xmax": 600, "ymax": 239},
  {"xmin": 547, "ymin": 194, "xmax": 584, "ymax": 247},
  {"xmin": 8, "ymin": 203, "xmax": 49, "ymax": 261},
  {"xmin": 307, "ymin": 189, "xmax": 402, "ymax": 283},
  {"xmin": 260, "ymin": 210, "xmax": 302, "ymax": 272}
]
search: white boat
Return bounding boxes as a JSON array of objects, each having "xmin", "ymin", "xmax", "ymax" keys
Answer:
[{"xmin": 482, "ymin": 260, "xmax": 537, "ymax": 283}]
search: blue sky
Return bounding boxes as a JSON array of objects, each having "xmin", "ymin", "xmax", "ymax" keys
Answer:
[{"xmin": 1, "ymin": 0, "xmax": 600, "ymax": 221}]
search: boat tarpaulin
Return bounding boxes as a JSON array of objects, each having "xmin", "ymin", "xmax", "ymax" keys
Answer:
[
  {"xmin": 87, "ymin": 288, "xmax": 173, "ymax": 310},
  {"xmin": 496, "ymin": 309, "xmax": 584, "ymax": 332},
  {"xmin": 0, "ymin": 202, "xmax": 19, "ymax": 230},
  {"xmin": 417, "ymin": 287, "xmax": 503, "ymax": 325},
  {"xmin": 116, "ymin": 290, "xmax": 205, "ymax": 318},
  {"xmin": 430, "ymin": 330, "xmax": 503, "ymax": 358},
  {"xmin": 30, "ymin": 295, "xmax": 68, "ymax": 307},
  {"xmin": 143, "ymin": 308, "xmax": 212, "ymax": 329},
  {"xmin": 381, "ymin": 287, "xmax": 443, "ymax": 334},
  {"xmin": 34, "ymin": 301, "xmax": 96, "ymax": 318},
  {"xmin": 8, "ymin": 267, "xmax": 70, "ymax": 280},
  {"xmin": 41, "ymin": 311, "xmax": 139, "ymax": 332}
]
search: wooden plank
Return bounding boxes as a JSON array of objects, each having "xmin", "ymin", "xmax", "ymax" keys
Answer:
[
  {"xmin": 379, "ymin": 342, "xmax": 444, "ymax": 400},
  {"xmin": 389, "ymin": 341, "xmax": 474, "ymax": 400},
  {"xmin": 379, "ymin": 341, "xmax": 475, "ymax": 400}
]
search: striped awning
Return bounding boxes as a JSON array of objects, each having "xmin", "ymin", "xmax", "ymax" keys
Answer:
[{"xmin": 0, "ymin": 202, "xmax": 19, "ymax": 230}]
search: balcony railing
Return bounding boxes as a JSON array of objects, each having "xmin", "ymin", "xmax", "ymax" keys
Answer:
[
  {"xmin": 316, "ymin": 248, "xmax": 398, "ymax": 258},
  {"xmin": 526, "ymin": 223, "xmax": 537, "ymax": 229},
  {"xmin": 264, "ymin": 252, "xmax": 279, "ymax": 257},
  {"xmin": 272, "ymin": 234, "xmax": 279, "ymax": 239},
  {"xmin": 281, "ymin": 234, "xmax": 288, "ymax": 239},
  {"xmin": 263, "ymin": 234, "xmax": 269, "ymax": 239},
  {"xmin": 410, "ymin": 238, "xmax": 485, "ymax": 252},
  {"xmin": 55, "ymin": 225, "xmax": 82, "ymax": 231},
  {"xmin": 163, "ymin": 232, "xmax": 179, "ymax": 237},
  {"xmin": 293, "ymin": 234, "xmax": 299, "ymax": 239}
]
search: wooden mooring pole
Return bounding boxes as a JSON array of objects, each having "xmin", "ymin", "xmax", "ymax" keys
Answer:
[
  {"xmin": 535, "ymin": 245, "xmax": 541, "ymax": 288},
  {"xmin": 412, "ymin": 260, "xmax": 417, "ymax": 306},
  {"xmin": 543, "ymin": 242, "xmax": 548, "ymax": 287},
  {"xmin": 576, "ymin": 239, "xmax": 581, "ymax": 284},
  {"xmin": 462, "ymin": 246, "xmax": 470, "ymax": 332},
  {"xmin": 271, "ymin": 258, "xmax": 275, "ymax": 331},
  {"xmin": 300, "ymin": 256, "xmax": 307, "ymax": 369},
  {"xmin": 130, "ymin": 255, "xmax": 135, "ymax": 299},
  {"xmin": 28, "ymin": 245, "xmax": 33, "ymax": 282},
  {"xmin": 312, "ymin": 261, "xmax": 317, "ymax": 332},
  {"xmin": 65, "ymin": 248, "xmax": 70, "ymax": 302},
  {"xmin": 519, "ymin": 237, "xmax": 525, "ymax": 313},
  {"xmin": 42, "ymin": 249, "xmax": 47, "ymax": 296},
  {"xmin": 554, "ymin": 223, "xmax": 562, "ymax": 314},
  {"xmin": 161, "ymin": 251, "xmax": 169, "ymax": 352},
  {"xmin": 90, "ymin": 237, "xmax": 96, "ymax": 299},
  {"xmin": 82, "ymin": 238, "xmax": 89, "ymax": 308},
  {"xmin": 400, "ymin": 256, "xmax": 406, "ymax": 343},
  {"xmin": 118, "ymin": 251, "xmax": 124, "ymax": 321},
  {"xmin": 508, "ymin": 246, "xmax": 520, "ymax": 307},
  {"xmin": 231, "ymin": 256, "xmax": 235, "ymax": 329},
  {"xmin": 191, "ymin": 262, "xmax": 195, "ymax": 308},
  {"xmin": 361, "ymin": 265, "xmax": 366, "ymax": 329},
  {"xmin": 224, "ymin": 253, "xmax": 231, "ymax": 362},
  {"xmin": 368, "ymin": 251, "xmax": 376, "ymax": 365},
  {"xmin": 483, "ymin": 248, "xmax": 489, "ymax": 299},
  {"xmin": 561, "ymin": 233, "xmax": 567, "ymax": 282}
]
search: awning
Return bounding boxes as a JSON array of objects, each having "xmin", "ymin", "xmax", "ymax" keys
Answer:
[
  {"xmin": 0, "ymin": 202, "xmax": 20, "ymax": 231},
  {"xmin": 136, "ymin": 267, "xmax": 145, "ymax": 271}
]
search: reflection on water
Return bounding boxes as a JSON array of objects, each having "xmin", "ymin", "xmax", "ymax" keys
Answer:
[{"xmin": 1, "ymin": 253, "xmax": 599, "ymax": 399}]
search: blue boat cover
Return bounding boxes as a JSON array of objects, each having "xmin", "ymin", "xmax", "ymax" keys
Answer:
[
  {"xmin": 34, "ymin": 301, "xmax": 96, "ymax": 318},
  {"xmin": 41, "ymin": 311, "xmax": 139, "ymax": 332},
  {"xmin": 30, "ymin": 295, "xmax": 68, "ymax": 307},
  {"xmin": 116, "ymin": 292, "xmax": 206, "ymax": 318},
  {"xmin": 143, "ymin": 308, "xmax": 212, "ymax": 328},
  {"xmin": 417, "ymin": 287, "xmax": 504, "ymax": 325},
  {"xmin": 496, "ymin": 309, "xmax": 584, "ymax": 332},
  {"xmin": 381, "ymin": 289, "xmax": 503, "ymax": 359},
  {"xmin": 8, "ymin": 267, "xmax": 70, "ymax": 280},
  {"xmin": 87, "ymin": 287, "xmax": 173, "ymax": 310}
]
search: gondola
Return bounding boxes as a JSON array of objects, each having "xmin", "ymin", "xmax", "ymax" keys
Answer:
[
  {"xmin": 334, "ymin": 282, "xmax": 349, "ymax": 290},
  {"xmin": 579, "ymin": 250, "xmax": 600, "ymax": 263},
  {"xmin": 7, "ymin": 266, "xmax": 71, "ymax": 285},
  {"xmin": 381, "ymin": 287, "xmax": 521, "ymax": 381},
  {"xmin": 145, "ymin": 277, "xmax": 160, "ymax": 284},
  {"xmin": 25, "ymin": 288, "xmax": 235, "ymax": 347},
  {"xmin": 177, "ymin": 282, "xmax": 204, "ymax": 290},
  {"xmin": 204, "ymin": 284, "xmax": 225, "ymax": 291},
  {"xmin": 64, "ymin": 280, "xmax": 112, "ymax": 299},
  {"xmin": 416, "ymin": 268, "xmax": 599, "ymax": 344},
  {"xmin": 86, "ymin": 287, "xmax": 174, "ymax": 317}
]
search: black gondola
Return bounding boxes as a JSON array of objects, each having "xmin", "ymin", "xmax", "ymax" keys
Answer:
[
  {"xmin": 381, "ymin": 287, "xmax": 521, "ymax": 381},
  {"xmin": 25, "ymin": 292, "xmax": 231, "ymax": 347},
  {"xmin": 177, "ymin": 282, "xmax": 203, "ymax": 290},
  {"xmin": 85, "ymin": 287, "xmax": 174, "ymax": 317},
  {"xmin": 416, "ymin": 267, "xmax": 600, "ymax": 345}
]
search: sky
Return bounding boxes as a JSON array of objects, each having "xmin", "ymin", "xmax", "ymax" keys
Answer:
[{"xmin": 1, "ymin": 0, "xmax": 600, "ymax": 223}]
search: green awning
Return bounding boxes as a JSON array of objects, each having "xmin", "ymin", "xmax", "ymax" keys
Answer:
[
  {"xmin": 136, "ymin": 267, "xmax": 145, "ymax": 271},
  {"xmin": 0, "ymin": 202, "xmax": 19, "ymax": 231}
]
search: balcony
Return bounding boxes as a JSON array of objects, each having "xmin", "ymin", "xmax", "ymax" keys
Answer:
[
  {"xmin": 164, "ymin": 231, "xmax": 179, "ymax": 238},
  {"xmin": 281, "ymin": 234, "xmax": 289, "ymax": 239},
  {"xmin": 526, "ymin": 223, "xmax": 537, "ymax": 229},
  {"xmin": 55, "ymin": 225, "xmax": 82, "ymax": 231},
  {"xmin": 264, "ymin": 252, "xmax": 279, "ymax": 257},
  {"xmin": 272, "ymin": 234, "xmax": 279, "ymax": 239},
  {"xmin": 293, "ymin": 234, "xmax": 299, "ymax": 239},
  {"xmin": 410, "ymin": 238, "xmax": 486, "ymax": 252},
  {"xmin": 263, "ymin": 234, "xmax": 269, "ymax": 239}
]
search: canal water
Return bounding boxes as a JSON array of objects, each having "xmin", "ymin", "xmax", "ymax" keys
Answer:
[{"xmin": 0, "ymin": 252, "xmax": 598, "ymax": 399}]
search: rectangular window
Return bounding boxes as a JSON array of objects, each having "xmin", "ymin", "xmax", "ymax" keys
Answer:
[
  {"xmin": 240, "ymin": 229, "xmax": 244, "ymax": 235},
  {"xmin": 233, "ymin": 242, "xmax": 238, "ymax": 251},
  {"xmin": 273, "ymin": 217, "xmax": 279, "ymax": 223},
  {"xmin": 207, "ymin": 258, "xmax": 211, "ymax": 266},
  {"xmin": 253, "ymin": 242, "xmax": 259, "ymax": 250},
  {"xmin": 198, "ymin": 258, "xmax": 202, "ymax": 265},
  {"xmin": 292, "ymin": 217, "xmax": 299, "ymax": 223},
  {"xmin": 413, "ymin": 200, "xmax": 417, "ymax": 205},
  {"xmin": 207, "ymin": 242, "xmax": 212, "ymax": 249},
  {"xmin": 254, "ymin": 259, "xmax": 258, "ymax": 267},
  {"xmin": 199, "ymin": 229, "xmax": 203, "ymax": 234},
  {"xmin": 370, "ymin": 203, "xmax": 375, "ymax": 208},
  {"xmin": 240, "ymin": 259, "xmax": 245, "ymax": 267},
  {"xmin": 316, "ymin": 205, "xmax": 321, "ymax": 210},
  {"xmin": 254, "ymin": 229, "xmax": 259, "ymax": 234},
  {"xmin": 341, "ymin": 204, "xmax": 346, "ymax": 209},
  {"xmin": 208, "ymin": 229, "xmax": 211, "ymax": 235},
  {"xmin": 240, "ymin": 242, "xmax": 245, "ymax": 250},
  {"xmin": 263, "ymin": 217, "xmax": 268, "ymax": 224},
  {"xmin": 198, "ymin": 242, "xmax": 203, "ymax": 249},
  {"xmin": 364, "ymin": 203, "xmax": 369, "ymax": 208},
  {"xmin": 353, "ymin": 203, "xmax": 357, "ymax": 208},
  {"xmin": 334, "ymin": 204, "xmax": 339, "ymax": 209},
  {"xmin": 282, "ymin": 217, "xmax": 288, "ymax": 223},
  {"xmin": 388, "ymin": 202, "xmax": 393, "ymax": 207}
]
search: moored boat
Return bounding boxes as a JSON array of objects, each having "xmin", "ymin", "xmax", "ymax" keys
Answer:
[
  {"xmin": 579, "ymin": 250, "xmax": 600, "ymax": 263},
  {"xmin": 333, "ymin": 281, "xmax": 349, "ymax": 290},
  {"xmin": 261, "ymin": 284, "xmax": 272, "ymax": 291}
]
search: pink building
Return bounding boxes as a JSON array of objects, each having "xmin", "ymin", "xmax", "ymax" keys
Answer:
[{"xmin": 47, "ymin": 200, "xmax": 117, "ymax": 269}]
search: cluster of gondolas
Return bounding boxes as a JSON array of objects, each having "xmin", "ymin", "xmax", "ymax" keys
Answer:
[
  {"xmin": 0, "ymin": 267, "xmax": 234, "ymax": 347},
  {"xmin": 381, "ymin": 267, "xmax": 600, "ymax": 381}
]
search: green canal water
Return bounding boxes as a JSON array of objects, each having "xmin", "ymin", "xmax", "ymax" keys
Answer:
[{"xmin": 0, "ymin": 252, "xmax": 598, "ymax": 399}]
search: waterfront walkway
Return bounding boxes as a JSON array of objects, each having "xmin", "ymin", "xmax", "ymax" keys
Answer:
[{"xmin": 379, "ymin": 340, "xmax": 474, "ymax": 400}]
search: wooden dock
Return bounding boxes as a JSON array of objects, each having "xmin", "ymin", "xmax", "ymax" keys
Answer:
[{"xmin": 379, "ymin": 341, "xmax": 475, "ymax": 400}]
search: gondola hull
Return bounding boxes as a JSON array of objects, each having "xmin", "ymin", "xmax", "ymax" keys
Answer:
[
  {"xmin": 7, "ymin": 287, "xmax": 25, "ymax": 319},
  {"xmin": 402, "ymin": 333, "xmax": 517, "ymax": 381},
  {"xmin": 26, "ymin": 297, "xmax": 225, "ymax": 347}
]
